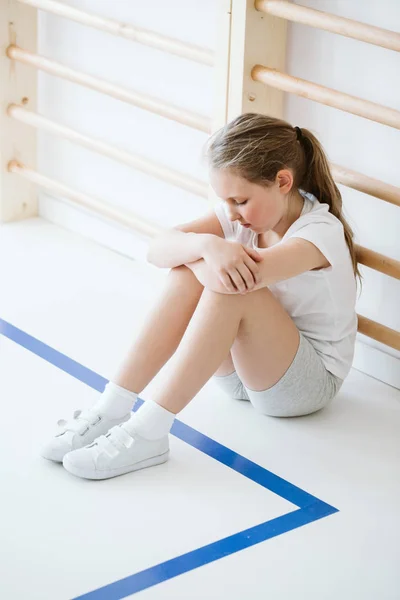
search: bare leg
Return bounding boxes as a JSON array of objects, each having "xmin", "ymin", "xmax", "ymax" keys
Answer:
[
  {"xmin": 151, "ymin": 286, "xmax": 299, "ymax": 414},
  {"xmin": 114, "ymin": 266, "xmax": 204, "ymax": 393},
  {"xmin": 151, "ymin": 290, "xmax": 243, "ymax": 413},
  {"xmin": 58, "ymin": 285, "xmax": 298, "ymax": 479}
]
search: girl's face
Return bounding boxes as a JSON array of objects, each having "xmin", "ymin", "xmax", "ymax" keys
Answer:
[{"xmin": 210, "ymin": 169, "xmax": 296, "ymax": 234}]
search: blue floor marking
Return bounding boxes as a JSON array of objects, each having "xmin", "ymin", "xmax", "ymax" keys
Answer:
[{"xmin": 1, "ymin": 318, "xmax": 339, "ymax": 599}]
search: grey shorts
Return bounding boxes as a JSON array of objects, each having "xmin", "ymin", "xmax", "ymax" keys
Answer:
[{"xmin": 212, "ymin": 333, "xmax": 343, "ymax": 417}]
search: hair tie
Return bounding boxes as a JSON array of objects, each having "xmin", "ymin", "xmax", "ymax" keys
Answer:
[{"xmin": 294, "ymin": 126, "xmax": 303, "ymax": 141}]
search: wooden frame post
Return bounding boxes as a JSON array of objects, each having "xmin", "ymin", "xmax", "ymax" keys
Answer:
[
  {"xmin": 227, "ymin": 0, "xmax": 287, "ymax": 121},
  {"xmin": 209, "ymin": 0, "xmax": 287, "ymax": 206},
  {"xmin": 0, "ymin": 0, "xmax": 37, "ymax": 223}
]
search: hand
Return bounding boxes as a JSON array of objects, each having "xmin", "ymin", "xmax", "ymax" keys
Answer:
[
  {"xmin": 202, "ymin": 237, "xmax": 263, "ymax": 293},
  {"xmin": 187, "ymin": 260, "xmax": 236, "ymax": 294}
]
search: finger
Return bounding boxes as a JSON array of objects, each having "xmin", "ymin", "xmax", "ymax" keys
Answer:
[
  {"xmin": 220, "ymin": 272, "xmax": 237, "ymax": 293},
  {"xmin": 229, "ymin": 269, "xmax": 247, "ymax": 294},
  {"xmin": 244, "ymin": 257, "xmax": 262, "ymax": 285},
  {"xmin": 243, "ymin": 247, "xmax": 263, "ymax": 261},
  {"xmin": 237, "ymin": 264, "xmax": 256, "ymax": 290}
]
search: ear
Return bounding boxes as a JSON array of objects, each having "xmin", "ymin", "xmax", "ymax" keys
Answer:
[{"xmin": 276, "ymin": 169, "xmax": 294, "ymax": 194}]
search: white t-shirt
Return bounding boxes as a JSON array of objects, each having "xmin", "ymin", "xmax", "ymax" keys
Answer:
[{"xmin": 214, "ymin": 190, "xmax": 358, "ymax": 380}]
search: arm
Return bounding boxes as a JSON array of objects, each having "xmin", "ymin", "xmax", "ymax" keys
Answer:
[
  {"xmin": 251, "ymin": 237, "xmax": 330, "ymax": 291},
  {"xmin": 147, "ymin": 209, "xmax": 263, "ymax": 292},
  {"xmin": 187, "ymin": 237, "xmax": 329, "ymax": 295},
  {"xmin": 146, "ymin": 230, "xmax": 215, "ymax": 268},
  {"xmin": 146, "ymin": 210, "xmax": 224, "ymax": 269}
]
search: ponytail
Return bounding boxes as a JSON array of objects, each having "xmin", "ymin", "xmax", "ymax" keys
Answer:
[{"xmin": 299, "ymin": 128, "xmax": 361, "ymax": 282}]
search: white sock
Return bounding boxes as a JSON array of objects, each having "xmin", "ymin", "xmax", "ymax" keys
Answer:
[
  {"xmin": 94, "ymin": 381, "xmax": 138, "ymax": 419},
  {"xmin": 125, "ymin": 399, "xmax": 175, "ymax": 440}
]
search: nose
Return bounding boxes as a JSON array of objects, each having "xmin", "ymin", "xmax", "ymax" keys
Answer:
[{"xmin": 227, "ymin": 207, "xmax": 240, "ymax": 222}]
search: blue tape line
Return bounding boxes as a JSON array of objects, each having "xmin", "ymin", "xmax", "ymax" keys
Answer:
[
  {"xmin": 0, "ymin": 319, "xmax": 107, "ymax": 392},
  {"xmin": 74, "ymin": 503, "xmax": 337, "ymax": 600},
  {"xmin": 170, "ymin": 419, "xmax": 321, "ymax": 508},
  {"xmin": 1, "ymin": 318, "xmax": 339, "ymax": 599}
]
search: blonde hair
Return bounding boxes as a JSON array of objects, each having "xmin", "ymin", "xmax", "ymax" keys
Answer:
[{"xmin": 206, "ymin": 113, "xmax": 360, "ymax": 281}]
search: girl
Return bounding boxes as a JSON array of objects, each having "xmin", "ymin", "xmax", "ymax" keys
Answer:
[{"xmin": 42, "ymin": 113, "xmax": 358, "ymax": 480}]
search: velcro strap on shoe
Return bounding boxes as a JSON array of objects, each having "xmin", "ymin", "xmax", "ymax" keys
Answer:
[
  {"xmin": 57, "ymin": 409, "xmax": 100, "ymax": 435},
  {"xmin": 96, "ymin": 435, "xmax": 120, "ymax": 458},
  {"xmin": 95, "ymin": 426, "xmax": 135, "ymax": 458}
]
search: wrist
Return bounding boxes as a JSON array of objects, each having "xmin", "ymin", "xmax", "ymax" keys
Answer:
[{"xmin": 197, "ymin": 233, "xmax": 216, "ymax": 259}]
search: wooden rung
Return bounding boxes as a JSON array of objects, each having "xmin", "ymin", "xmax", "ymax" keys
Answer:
[
  {"xmin": 7, "ymin": 104, "xmax": 209, "ymax": 199},
  {"xmin": 331, "ymin": 164, "xmax": 400, "ymax": 208},
  {"xmin": 7, "ymin": 160, "xmax": 163, "ymax": 238},
  {"xmin": 357, "ymin": 315, "xmax": 400, "ymax": 351},
  {"xmin": 251, "ymin": 65, "xmax": 400, "ymax": 130},
  {"xmin": 356, "ymin": 245, "xmax": 400, "ymax": 280},
  {"xmin": 255, "ymin": 0, "xmax": 400, "ymax": 53},
  {"xmin": 6, "ymin": 45, "xmax": 211, "ymax": 133},
  {"xmin": 17, "ymin": 0, "xmax": 214, "ymax": 66}
]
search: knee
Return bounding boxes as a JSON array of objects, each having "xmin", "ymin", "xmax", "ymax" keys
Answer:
[
  {"xmin": 168, "ymin": 265, "xmax": 204, "ymax": 294},
  {"xmin": 170, "ymin": 265, "xmax": 190, "ymax": 274},
  {"xmin": 169, "ymin": 265, "xmax": 199, "ymax": 283}
]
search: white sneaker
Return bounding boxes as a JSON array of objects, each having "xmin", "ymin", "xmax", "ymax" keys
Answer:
[
  {"xmin": 62, "ymin": 422, "xmax": 170, "ymax": 480},
  {"xmin": 41, "ymin": 408, "xmax": 131, "ymax": 463}
]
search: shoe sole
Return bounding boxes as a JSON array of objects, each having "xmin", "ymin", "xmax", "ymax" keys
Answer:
[
  {"xmin": 63, "ymin": 450, "xmax": 170, "ymax": 480},
  {"xmin": 41, "ymin": 453, "xmax": 64, "ymax": 464}
]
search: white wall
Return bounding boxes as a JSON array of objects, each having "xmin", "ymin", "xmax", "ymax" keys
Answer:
[
  {"xmin": 284, "ymin": 0, "xmax": 400, "ymax": 385},
  {"xmin": 38, "ymin": 0, "xmax": 217, "ymax": 261},
  {"xmin": 37, "ymin": 0, "xmax": 399, "ymax": 385}
]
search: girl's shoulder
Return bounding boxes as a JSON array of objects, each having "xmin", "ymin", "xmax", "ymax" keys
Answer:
[
  {"xmin": 283, "ymin": 195, "xmax": 350, "ymax": 270},
  {"xmin": 286, "ymin": 195, "xmax": 343, "ymax": 239}
]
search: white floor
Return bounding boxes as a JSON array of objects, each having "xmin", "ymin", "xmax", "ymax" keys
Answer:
[{"xmin": 1, "ymin": 218, "xmax": 399, "ymax": 600}]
